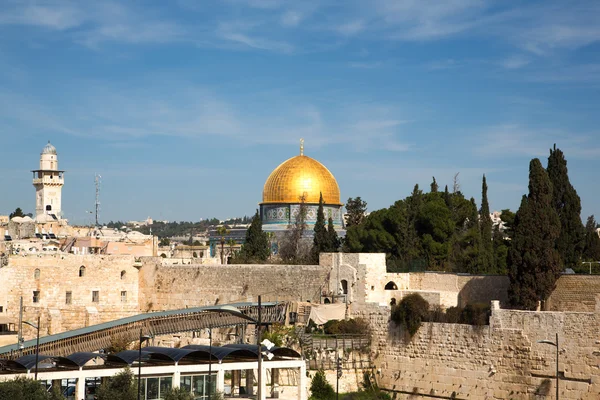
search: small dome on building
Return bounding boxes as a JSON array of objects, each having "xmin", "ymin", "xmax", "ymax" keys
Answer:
[{"xmin": 41, "ymin": 141, "xmax": 57, "ymax": 155}]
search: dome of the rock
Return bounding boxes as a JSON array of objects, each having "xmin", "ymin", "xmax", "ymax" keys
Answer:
[{"xmin": 261, "ymin": 155, "xmax": 342, "ymax": 205}]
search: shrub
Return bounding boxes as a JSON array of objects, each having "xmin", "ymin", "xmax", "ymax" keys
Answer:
[
  {"xmin": 391, "ymin": 294, "xmax": 429, "ymax": 336},
  {"xmin": 323, "ymin": 318, "xmax": 370, "ymax": 335},
  {"xmin": 459, "ymin": 303, "xmax": 490, "ymax": 326},
  {"xmin": 310, "ymin": 370, "xmax": 335, "ymax": 400},
  {"xmin": 164, "ymin": 387, "xmax": 194, "ymax": 400},
  {"xmin": 0, "ymin": 377, "xmax": 49, "ymax": 400},
  {"xmin": 97, "ymin": 367, "xmax": 136, "ymax": 400}
]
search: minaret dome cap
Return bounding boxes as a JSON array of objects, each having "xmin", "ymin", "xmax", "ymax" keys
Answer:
[{"xmin": 41, "ymin": 141, "xmax": 57, "ymax": 155}]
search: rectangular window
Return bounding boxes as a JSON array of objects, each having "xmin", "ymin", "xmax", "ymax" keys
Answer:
[
  {"xmin": 0, "ymin": 306, "xmax": 4, "ymax": 313},
  {"xmin": 92, "ymin": 291, "xmax": 99, "ymax": 303},
  {"xmin": 33, "ymin": 291, "xmax": 40, "ymax": 303},
  {"xmin": 121, "ymin": 291, "xmax": 127, "ymax": 303},
  {"xmin": 66, "ymin": 291, "xmax": 72, "ymax": 305}
]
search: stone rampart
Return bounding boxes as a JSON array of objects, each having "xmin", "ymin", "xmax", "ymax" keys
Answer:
[
  {"xmin": 138, "ymin": 258, "xmax": 330, "ymax": 311},
  {"xmin": 370, "ymin": 300, "xmax": 600, "ymax": 399},
  {"xmin": 0, "ymin": 254, "xmax": 139, "ymax": 340}
]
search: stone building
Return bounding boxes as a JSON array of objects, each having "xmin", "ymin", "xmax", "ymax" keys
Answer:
[{"xmin": 32, "ymin": 141, "xmax": 65, "ymax": 223}]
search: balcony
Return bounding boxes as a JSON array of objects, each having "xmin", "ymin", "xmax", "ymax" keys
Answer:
[{"xmin": 33, "ymin": 176, "xmax": 64, "ymax": 185}]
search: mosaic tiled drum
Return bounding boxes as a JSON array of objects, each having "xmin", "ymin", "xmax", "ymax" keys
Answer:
[{"xmin": 259, "ymin": 147, "xmax": 344, "ymax": 230}]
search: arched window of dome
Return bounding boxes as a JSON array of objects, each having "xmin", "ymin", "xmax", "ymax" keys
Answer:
[
  {"xmin": 79, "ymin": 266, "xmax": 86, "ymax": 277},
  {"xmin": 385, "ymin": 281, "xmax": 398, "ymax": 290},
  {"xmin": 121, "ymin": 270, "xmax": 126, "ymax": 280},
  {"xmin": 34, "ymin": 269, "xmax": 40, "ymax": 279}
]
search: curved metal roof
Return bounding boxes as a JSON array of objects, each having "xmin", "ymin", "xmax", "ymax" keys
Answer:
[
  {"xmin": 64, "ymin": 352, "xmax": 106, "ymax": 367},
  {"xmin": 4, "ymin": 354, "xmax": 59, "ymax": 370},
  {"xmin": 182, "ymin": 345, "xmax": 257, "ymax": 361},
  {"xmin": 107, "ymin": 350, "xmax": 152, "ymax": 365},
  {"xmin": 223, "ymin": 344, "xmax": 301, "ymax": 359},
  {"xmin": 143, "ymin": 346, "xmax": 212, "ymax": 363}
]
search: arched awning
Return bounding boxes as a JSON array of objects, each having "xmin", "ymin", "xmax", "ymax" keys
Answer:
[
  {"xmin": 4, "ymin": 354, "xmax": 58, "ymax": 370},
  {"xmin": 143, "ymin": 346, "xmax": 213, "ymax": 363},
  {"xmin": 63, "ymin": 352, "xmax": 106, "ymax": 367},
  {"xmin": 223, "ymin": 344, "xmax": 301, "ymax": 359},
  {"xmin": 107, "ymin": 350, "xmax": 152, "ymax": 365},
  {"xmin": 182, "ymin": 345, "xmax": 257, "ymax": 361}
]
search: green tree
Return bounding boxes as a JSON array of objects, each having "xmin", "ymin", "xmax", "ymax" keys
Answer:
[
  {"xmin": 0, "ymin": 377, "xmax": 49, "ymax": 400},
  {"xmin": 478, "ymin": 175, "xmax": 495, "ymax": 273},
  {"xmin": 309, "ymin": 370, "xmax": 335, "ymax": 400},
  {"xmin": 583, "ymin": 215, "xmax": 600, "ymax": 262},
  {"xmin": 391, "ymin": 293, "xmax": 429, "ymax": 336},
  {"xmin": 500, "ymin": 209, "xmax": 516, "ymax": 239},
  {"xmin": 345, "ymin": 197, "xmax": 367, "ymax": 227},
  {"xmin": 216, "ymin": 226, "xmax": 230, "ymax": 265},
  {"xmin": 326, "ymin": 217, "xmax": 340, "ymax": 252},
  {"xmin": 235, "ymin": 210, "xmax": 270, "ymax": 263},
  {"xmin": 547, "ymin": 144, "xmax": 585, "ymax": 270},
  {"xmin": 493, "ymin": 225, "xmax": 509, "ymax": 275},
  {"xmin": 9, "ymin": 208, "xmax": 25, "ymax": 219},
  {"xmin": 279, "ymin": 194, "xmax": 310, "ymax": 264},
  {"xmin": 97, "ymin": 367, "xmax": 136, "ymax": 400},
  {"xmin": 159, "ymin": 237, "xmax": 171, "ymax": 247},
  {"xmin": 164, "ymin": 387, "xmax": 194, "ymax": 400},
  {"xmin": 312, "ymin": 193, "xmax": 329, "ymax": 263},
  {"xmin": 508, "ymin": 159, "xmax": 561, "ymax": 310},
  {"xmin": 430, "ymin": 176, "xmax": 438, "ymax": 193}
]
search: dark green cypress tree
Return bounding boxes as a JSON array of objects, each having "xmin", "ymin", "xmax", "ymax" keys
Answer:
[
  {"xmin": 547, "ymin": 144, "xmax": 585, "ymax": 270},
  {"xmin": 479, "ymin": 175, "xmax": 494, "ymax": 273},
  {"xmin": 508, "ymin": 159, "xmax": 561, "ymax": 310},
  {"xmin": 326, "ymin": 217, "xmax": 340, "ymax": 251},
  {"xmin": 430, "ymin": 177, "xmax": 438, "ymax": 193},
  {"xmin": 583, "ymin": 215, "xmax": 600, "ymax": 262},
  {"xmin": 443, "ymin": 185, "xmax": 451, "ymax": 207},
  {"xmin": 237, "ymin": 210, "xmax": 270, "ymax": 263},
  {"xmin": 312, "ymin": 192, "xmax": 328, "ymax": 263}
]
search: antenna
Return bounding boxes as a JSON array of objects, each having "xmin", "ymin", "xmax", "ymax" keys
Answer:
[{"xmin": 95, "ymin": 174, "xmax": 101, "ymax": 226}]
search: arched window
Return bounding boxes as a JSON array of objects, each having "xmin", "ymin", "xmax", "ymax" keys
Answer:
[
  {"xmin": 385, "ymin": 281, "xmax": 398, "ymax": 290},
  {"xmin": 34, "ymin": 269, "xmax": 40, "ymax": 279},
  {"xmin": 79, "ymin": 266, "xmax": 86, "ymax": 277},
  {"xmin": 121, "ymin": 270, "xmax": 126, "ymax": 280},
  {"xmin": 390, "ymin": 298, "xmax": 397, "ymax": 306},
  {"xmin": 324, "ymin": 298, "xmax": 331, "ymax": 304},
  {"xmin": 340, "ymin": 280, "xmax": 348, "ymax": 295}
]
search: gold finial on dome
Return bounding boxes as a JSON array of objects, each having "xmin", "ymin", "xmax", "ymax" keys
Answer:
[{"xmin": 300, "ymin": 138, "xmax": 304, "ymax": 156}]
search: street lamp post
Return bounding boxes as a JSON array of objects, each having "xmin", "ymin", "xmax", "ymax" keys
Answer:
[
  {"xmin": 208, "ymin": 328, "xmax": 212, "ymax": 400},
  {"xmin": 137, "ymin": 329, "xmax": 152, "ymax": 400},
  {"xmin": 537, "ymin": 333, "xmax": 559, "ymax": 400},
  {"xmin": 257, "ymin": 295, "xmax": 262, "ymax": 400},
  {"xmin": 582, "ymin": 261, "xmax": 600, "ymax": 275},
  {"xmin": 22, "ymin": 316, "xmax": 41, "ymax": 380}
]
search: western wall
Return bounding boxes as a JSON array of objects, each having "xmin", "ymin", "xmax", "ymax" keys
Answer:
[{"xmin": 367, "ymin": 300, "xmax": 600, "ymax": 399}]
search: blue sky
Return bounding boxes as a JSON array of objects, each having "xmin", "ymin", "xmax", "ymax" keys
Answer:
[{"xmin": 1, "ymin": 0, "xmax": 599, "ymax": 224}]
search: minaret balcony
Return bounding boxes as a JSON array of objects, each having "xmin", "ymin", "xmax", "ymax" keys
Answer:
[{"xmin": 33, "ymin": 176, "xmax": 64, "ymax": 185}]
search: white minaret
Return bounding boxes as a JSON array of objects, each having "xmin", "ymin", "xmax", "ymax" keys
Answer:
[{"xmin": 32, "ymin": 141, "xmax": 65, "ymax": 220}]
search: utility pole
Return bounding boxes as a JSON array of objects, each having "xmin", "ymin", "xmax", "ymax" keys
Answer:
[
  {"xmin": 257, "ymin": 295, "xmax": 262, "ymax": 400},
  {"xmin": 17, "ymin": 296, "xmax": 23, "ymax": 351},
  {"xmin": 94, "ymin": 174, "xmax": 101, "ymax": 227}
]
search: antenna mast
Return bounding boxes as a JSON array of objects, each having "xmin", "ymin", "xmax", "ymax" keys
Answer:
[{"xmin": 95, "ymin": 174, "xmax": 101, "ymax": 226}]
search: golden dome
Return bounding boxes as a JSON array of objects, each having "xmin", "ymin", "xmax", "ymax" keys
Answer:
[{"xmin": 262, "ymin": 155, "xmax": 342, "ymax": 205}]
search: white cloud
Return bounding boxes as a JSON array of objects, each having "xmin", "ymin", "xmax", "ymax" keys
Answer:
[
  {"xmin": 501, "ymin": 55, "xmax": 530, "ymax": 70},
  {"xmin": 348, "ymin": 61, "xmax": 383, "ymax": 69},
  {"xmin": 335, "ymin": 20, "xmax": 366, "ymax": 36},
  {"xmin": 280, "ymin": 10, "xmax": 302, "ymax": 27},
  {"xmin": 474, "ymin": 124, "xmax": 600, "ymax": 159}
]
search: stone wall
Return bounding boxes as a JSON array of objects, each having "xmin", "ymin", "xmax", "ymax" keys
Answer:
[
  {"xmin": 370, "ymin": 300, "xmax": 600, "ymax": 399},
  {"xmin": 138, "ymin": 258, "xmax": 330, "ymax": 311},
  {"xmin": 547, "ymin": 275, "xmax": 600, "ymax": 312},
  {"xmin": 0, "ymin": 254, "xmax": 139, "ymax": 340}
]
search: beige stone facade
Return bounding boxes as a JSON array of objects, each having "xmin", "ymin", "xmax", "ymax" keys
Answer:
[{"xmin": 370, "ymin": 300, "xmax": 600, "ymax": 399}]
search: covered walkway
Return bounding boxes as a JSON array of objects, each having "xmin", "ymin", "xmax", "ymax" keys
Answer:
[{"xmin": 0, "ymin": 344, "xmax": 306, "ymax": 400}]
